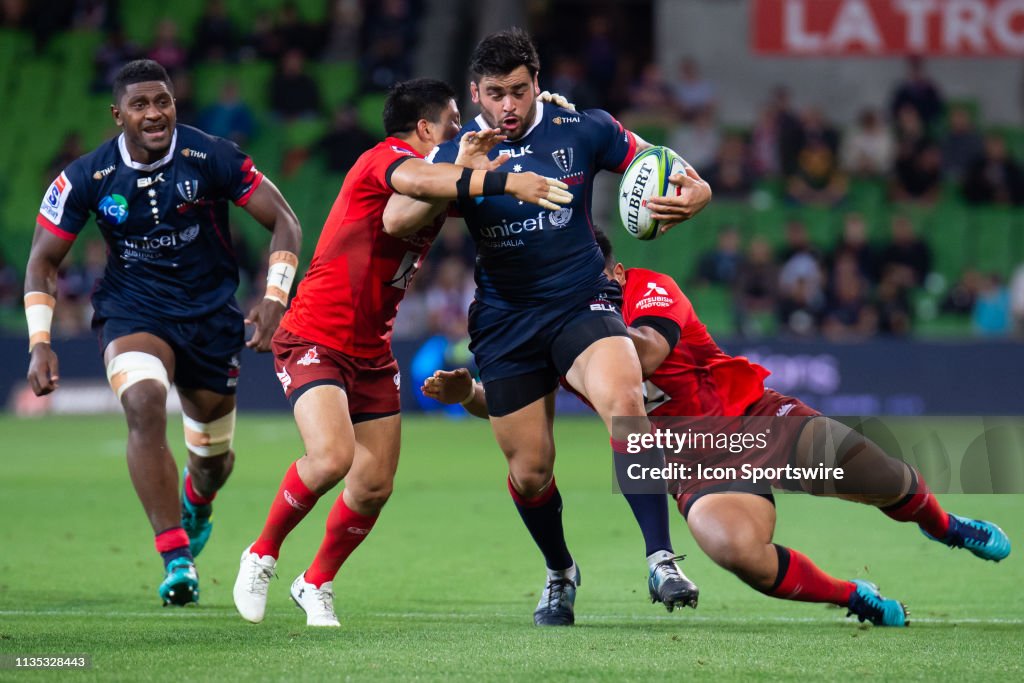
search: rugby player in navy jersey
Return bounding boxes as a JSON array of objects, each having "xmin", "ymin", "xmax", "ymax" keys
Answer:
[
  {"xmin": 384, "ymin": 28, "xmax": 712, "ymax": 625},
  {"xmin": 24, "ymin": 60, "xmax": 302, "ymax": 606}
]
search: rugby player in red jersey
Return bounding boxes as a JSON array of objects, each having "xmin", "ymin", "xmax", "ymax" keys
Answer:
[
  {"xmin": 424, "ymin": 230, "xmax": 1010, "ymax": 627},
  {"xmin": 232, "ymin": 78, "xmax": 572, "ymax": 626}
]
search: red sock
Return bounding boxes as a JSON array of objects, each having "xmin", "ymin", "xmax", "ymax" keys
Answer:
[
  {"xmin": 184, "ymin": 471, "xmax": 215, "ymax": 506},
  {"xmin": 767, "ymin": 545, "xmax": 856, "ymax": 606},
  {"xmin": 303, "ymin": 495, "xmax": 378, "ymax": 588},
  {"xmin": 880, "ymin": 469, "xmax": 950, "ymax": 539},
  {"xmin": 250, "ymin": 461, "xmax": 321, "ymax": 559},
  {"xmin": 155, "ymin": 527, "xmax": 190, "ymax": 553}
]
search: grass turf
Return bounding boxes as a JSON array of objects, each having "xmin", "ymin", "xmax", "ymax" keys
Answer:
[{"xmin": 0, "ymin": 414, "xmax": 1021, "ymax": 681}]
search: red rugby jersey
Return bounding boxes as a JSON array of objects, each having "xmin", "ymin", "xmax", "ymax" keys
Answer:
[
  {"xmin": 621, "ymin": 268, "xmax": 770, "ymax": 417},
  {"xmin": 282, "ymin": 138, "xmax": 444, "ymax": 357}
]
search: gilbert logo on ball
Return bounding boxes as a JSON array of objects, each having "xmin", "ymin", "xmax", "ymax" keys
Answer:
[{"xmin": 618, "ymin": 147, "xmax": 687, "ymax": 241}]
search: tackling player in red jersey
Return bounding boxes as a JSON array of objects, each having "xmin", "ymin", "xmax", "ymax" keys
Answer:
[
  {"xmin": 232, "ymin": 79, "xmax": 572, "ymax": 626},
  {"xmin": 425, "ymin": 230, "xmax": 1010, "ymax": 627}
]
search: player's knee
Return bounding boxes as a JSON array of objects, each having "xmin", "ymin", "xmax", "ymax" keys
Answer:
[
  {"xmin": 596, "ymin": 384, "xmax": 645, "ymax": 419},
  {"xmin": 120, "ymin": 382, "xmax": 169, "ymax": 433},
  {"xmin": 509, "ymin": 466, "xmax": 553, "ymax": 498},
  {"xmin": 700, "ymin": 527, "xmax": 764, "ymax": 576},
  {"xmin": 183, "ymin": 409, "xmax": 236, "ymax": 458},
  {"xmin": 304, "ymin": 444, "xmax": 355, "ymax": 484},
  {"xmin": 347, "ymin": 479, "xmax": 394, "ymax": 512}
]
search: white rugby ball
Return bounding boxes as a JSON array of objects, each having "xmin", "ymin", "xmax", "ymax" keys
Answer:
[{"xmin": 618, "ymin": 147, "xmax": 687, "ymax": 240}]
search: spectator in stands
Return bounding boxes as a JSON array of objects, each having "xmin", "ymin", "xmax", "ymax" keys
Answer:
[
  {"xmin": 170, "ymin": 70, "xmax": 197, "ymax": 126},
  {"xmin": 777, "ymin": 219, "xmax": 818, "ymax": 263},
  {"xmin": 667, "ymin": 108, "xmax": 721, "ymax": 173},
  {"xmin": 1009, "ymin": 263, "xmax": 1024, "ymax": 336},
  {"xmin": 92, "ymin": 28, "xmax": 141, "ymax": 92},
  {"xmin": 671, "ymin": 57, "xmax": 716, "ymax": 122},
  {"xmin": 972, "ymin": 274, "xmax": 1011, "ymax": 336},
  {"xmin": 242, "ymin": 12, "xmax": 280, "ymax": 61},
  {"xmin": 879, "ymin": 214, "xmax": 932, "ymax": 288},
  {"xmin": 318, "ymin": 103, "xmax": 376, "ymax": 173},
  {"xmin": 786, "ymin": 138, "xmax": 849, "ymax": 207},
  {"xmin": 799, "ymin": 106, "xmax": 841, "ymax": 156},
  {"xmin": 583, "ymin": 15, "xmax": 618, "ymax": 109},
  {"xmin": 274, "ymin": 1, "xmax": 320, "ymax": 58},
  {"xmin": 889, "ymin": 56, "xmax": 945, "ymax": 132},
  {"xmin": 829, "ymin": 212, "xmax": 878, "ymax": 282},
  {"xmin": 624, "ymin": 62, "xmax": 675, "ymax": 126},
  {"xmin": 841, "ymin": 108, "xmax": 894, "ymax": 177},
  {"xmin": 147, "ymin": 19, "xmax": 187, "ymax": 73},
  {"xmin": 735, "ymin": 237, "xmax": 778, "ymax": 336},
  {"xmin": 192, "ymin": 0, "xmax": 238, "ymax": 63},
  {"xmin": 771, "ymin": 86, "xmax": 805, "ymax": 176},
  {"xmin": 777, "ymin": 271, "xmax": 825, "ymax": 338},
  {"xmin": 323, "ymin": 0, "xmax": 364, "ymax": 62},
  {"xmin": 695, "ymin": 227, "xmax": 742, "ymax": 287},
  {"xmin": 45, "ymin": 132, "xmax": 84, "ymax": 185},
  {"xmin": 822, "ymin": 254, "xmax": 878, "ymax": 340},
  {"xmin": 199, "ymin": 81, "xmax": 256, "ymax": 146},
  {"xmin": 425, "ymin": 257, "xmax": 473, "ymax": 337},
  {"xmin": 962, "ymin": 133, "xmax": 1024, "ymax": 205},
  {"xmin": 750, "ymin": 101, "xmax": 781, "ymax": 177},
  {"xmin": 890, "ymin": 140, "xmax": 942, "ymax": 204},
  {"xmin": 942, "ymin": 268, "xmax": 983, "ymax": 316},
  {"xmin": 941, "ymin": 104, "xmax": 984, "ymax": 183},
  {"xmin": 360, "ymin": 0, "xmax": 416, "ymax": 92},
  {"xmin": 702, "ymin": 132, "xmax": 755, "ymax": 200},
  {"xmin": 548, "ymin": 55, "xmax": 599, "ymax": 112},
  {"xmin": 0, "ymin": 249, "xmax": 20, "ymax": 309},
  {"xmin": 269, "ymin": 48, "xmax": 322, "ymax": 120},
  {"xmin": 875, "ymin": 269, "xmax": 913, "ymax": 336}
]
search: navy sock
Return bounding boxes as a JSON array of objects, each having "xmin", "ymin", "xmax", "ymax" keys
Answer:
[
  {"xmin": 155, "ymin": 527, "xmax": 193, "ymax": 569},
  {"xmin": 508, "ymin": 477, "xmax": 573, "ymax": 571},
  {"xmin": 613, "ymin": 443, "xmax": 673, "ymax": 557}
]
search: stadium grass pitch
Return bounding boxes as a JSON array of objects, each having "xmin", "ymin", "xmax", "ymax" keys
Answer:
[{"xmin": 0, "ymin": 414, "xmax": 1021, "ymax": 681}]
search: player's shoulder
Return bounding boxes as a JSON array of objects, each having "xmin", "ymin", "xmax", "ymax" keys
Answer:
[
  {"xmin": 626, "ymin": 266, "xmax": 679, "ymax": 287},
  {"xmin": 62, "ymin": 137, "xmax": 118, "ymax": 185},
  {"xmin": 175, "ymin": 123, "xmax": 238, "ymax": 159},
  {"xmin": 625, "ymin": 267, "xmax": 687, "ymax": 300}
]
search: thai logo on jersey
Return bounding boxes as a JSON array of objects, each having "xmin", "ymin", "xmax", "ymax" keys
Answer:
[
  {"xmin": 98, "ymin": 194, "xmax": 129, "ymax": 225},
  {"xmin": 176, "ymin": 179, "xmax": 200, "ymax": 203},
  {"xmin": 297, "ymin": 346, "xmax": 321, "ymax": 366},
  {"xmin": 92, "ymin": 165, "xmax": 115, "ymax": 180},
  {"xmin": 181, "ymin": 148, "xmax": 207, "ymax": 160},
  {"xmin": 551, "ymin": 148, "xmax": 574, "ymax": 174},
  {"xmin": 40, "ymin": 172, "xmax": 72, "ymax": 224},
  {"xmin": 552, "ymin": 116, "xmax": 580, "ymax": 125}
]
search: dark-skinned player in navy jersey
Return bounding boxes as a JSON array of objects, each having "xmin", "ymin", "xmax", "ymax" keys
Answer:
[
  {"xmin": 24, "ymin": 60, "xmax": 303, "ymax": 606},
  {"xmin": 425, "ymin": 230, "xmax": 1011, "ymax": 627},
  {"xmin": 384, "ymin": 29, "xmax": 713, "ymax": 626},
  {"xmin": 231, "ymin": 78, "xmax": 572, "ymax": 627}
]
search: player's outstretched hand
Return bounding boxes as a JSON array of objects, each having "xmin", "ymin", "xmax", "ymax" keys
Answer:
[
  {"xmin": 421, "ymin": 368, "xmax": 474, "ymax": 405},
  {"xmin": 538, "ymin": 91, "xmax": 577, "ymax": 111},
  {"xmin": 27, "ymin": 344, "xmax": 60, "ymax": 396},
  {"xmin": 456, "ymin": 128, "xmax": 509, "ymax": 170},
  {"xmin": 245, "ymin": 299, "xmax": 286, "ymax": 352},
  {"xmin": 507, "ymin": 173, "xmax": 573, "ymax": 211},
  {"xmin": 646, "ymin": 167, "xmax": 712, "ymax": 233}
]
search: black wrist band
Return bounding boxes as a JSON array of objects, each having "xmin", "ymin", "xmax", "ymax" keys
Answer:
[
  {"xmin": 456, "ymin": 167, "xmax": 473, "ymax": 202},
  {"xmin": 482, "ymin": 171, "xmax": 508, "ymax": 196}
]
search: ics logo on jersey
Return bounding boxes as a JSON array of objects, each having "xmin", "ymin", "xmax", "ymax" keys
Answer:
[{"xmin": 99, "ymin": 194, "xmax": 129, "ymax": 225}]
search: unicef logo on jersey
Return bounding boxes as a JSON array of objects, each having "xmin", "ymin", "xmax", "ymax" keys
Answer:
[{"xmin": 99, "ymin": 194, "xmax": 129, "ymax": 225}]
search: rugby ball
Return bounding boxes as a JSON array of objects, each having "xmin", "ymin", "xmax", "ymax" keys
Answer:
[{"xmin": 618, "ymin": 147, "xmax": 687, "ymax": 241}]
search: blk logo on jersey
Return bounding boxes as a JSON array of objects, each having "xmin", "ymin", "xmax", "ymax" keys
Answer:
[
  {"xmin": 137, "ymin": 173, "xmax": 165, "ymax": 188},
  {"xmin": 176, "ymin": 179, "xmax": 200, "ymax": 203},
  {"xmin": 297, "ymin": 346, "xmax": 320, "ymax": 366},
  {"xmin": 551, "ymin": 148, "xmax": 574, "ymax": 174},
  {"xmin": 498, "ymin": 145, "xmax": 532, "ymax": 158},
  {"xmin": 99, "ymin": 194, "xmax": 129, "ymax": 225}
]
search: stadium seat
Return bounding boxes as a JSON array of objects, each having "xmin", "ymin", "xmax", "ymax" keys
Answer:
[
  {"xmin": 315, "ymin": 61, "xmax": 359, "ymax": 111},
  {"xmin": 969, "ymin": 207, "xmax": 1015, "ymax": 277},
  {"xmin": 686, "ymin": 284, "xmax": 734, "ymax": 337},
  {"xmin": 357, "ymin": 94, "xmax": 389, "ymax": 138}
]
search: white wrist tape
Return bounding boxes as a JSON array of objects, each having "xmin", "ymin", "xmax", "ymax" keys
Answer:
[
  {"xmin": 460, "ymin": 381, "xmax": 478, "ymax": 406},
  {"xmin": 265, "ymin": 251, "xmax": 299, "ymax": 305},
  {"xmin": 24, "ymin": 292, "xmax": 56, "ymax": 352}
]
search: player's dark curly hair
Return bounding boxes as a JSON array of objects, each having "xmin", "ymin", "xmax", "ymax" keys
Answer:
[
  {"xmin": 383, "ymin": 78, "xmax": 457, "ymax": 136},
  {"xmin": 113, "ymin": 59, "xmax": 173, "ymax": 103},
  {"xmin": 470, "ymin": 27, "xmax": 541, "ymax": 79},
  {"xmin": 593, "ymin": 228, "xmax": 616, "ymax": 270}
]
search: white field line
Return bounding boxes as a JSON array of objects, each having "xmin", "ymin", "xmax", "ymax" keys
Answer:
[{"xmin": 0, "ymin": 609, "xmax": 1021, "ymax": 625}]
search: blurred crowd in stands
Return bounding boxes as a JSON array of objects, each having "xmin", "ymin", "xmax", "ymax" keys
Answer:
[{"xmin": 2, "ymin": 2, "xmax": 1023, "ymax": 341}]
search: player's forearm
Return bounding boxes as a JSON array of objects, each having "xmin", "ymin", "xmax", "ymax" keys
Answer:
[
  {"xmin": 461, "ymin": 382, "xmax": 490, "ymax": 420},
  {"xmin": 628, "ymin": 326, "xmax": 671, "ymax": 380},
  {"xmin": 391, "ymin": 161, "xmax": 507, "ymax": 201},
  {"xmin": 383, "ymin": 195, "xmax": 448, "ymax": 238},
  {"xmin": 267, "ymin": 212, "xmax": 302, "ymax": 256}
]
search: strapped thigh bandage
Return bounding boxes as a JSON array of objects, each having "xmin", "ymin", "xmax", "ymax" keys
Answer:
[
  {"xmin": 105, "ymin": 352, "xmax": 171, "ymax": 400},
  {"xmin": 183, "ymin": 409, "xmax": 236, "ymax": 457}
]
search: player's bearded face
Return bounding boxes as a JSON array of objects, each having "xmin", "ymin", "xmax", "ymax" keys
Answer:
[
  {"xmin": 113, "ymin": 81, "xmax": 177, "ymax": 162},
  {"xmin": 471, "ymin": 66, "xmax": 540, "ymax": 141}
]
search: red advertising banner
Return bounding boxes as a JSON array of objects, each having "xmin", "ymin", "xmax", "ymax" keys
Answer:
[{"xmin": 753, "ymin": 0, "xmax": 1024, "ymax": 56}]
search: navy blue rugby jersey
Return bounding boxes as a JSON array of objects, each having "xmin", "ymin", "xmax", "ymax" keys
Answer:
[
  {"xmin": 428, "ymin": 103, "xmax": 638, "ymax": 309},
  {"xmin": 37, "ymin": 124, "xmax": 264, "ymax": 320}
]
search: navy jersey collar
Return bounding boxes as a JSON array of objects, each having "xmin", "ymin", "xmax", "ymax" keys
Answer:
[{"xmin": 117, "ymin": 129, "xmax": 178, "ymax": 171}]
